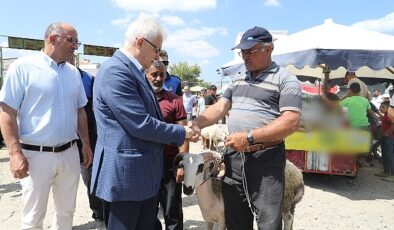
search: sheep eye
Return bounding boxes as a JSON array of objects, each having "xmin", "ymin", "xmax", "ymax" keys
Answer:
[
  {"xmin": 196, "ymin": 163, "xmax": 204, "ymax": 174},
  {"xmin": 209, "ymin": 162, "xmax": 214, "ymax": 171}
]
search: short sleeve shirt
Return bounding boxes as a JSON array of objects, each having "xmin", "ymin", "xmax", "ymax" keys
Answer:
[
  {"xmin": 182, "ymin": 93, "xmax": 197, "ymax": 114},
  {"xmin": 158, "ymin": 90, "xmax": 187, "ymax": 161},
  {"xmin": 0, "ymin": 52, "xmax": 87, "ymax": 146},
  {"xmin": 222, "ymin": 62, "xmax": 302, "ymax": 134},
  {"xmin": 339, "ymin": 96, "xmax": 371, "ymax": 128}
]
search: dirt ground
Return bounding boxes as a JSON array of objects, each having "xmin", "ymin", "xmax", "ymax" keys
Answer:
[{"xmin": 1, "ymin": 141, "xmax": 394, "ymax": 230}]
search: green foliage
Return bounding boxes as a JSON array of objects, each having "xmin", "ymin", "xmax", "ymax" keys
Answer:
[{"xmin": 169, "ymin": 61, "xmax": 206, "ymax": 87}]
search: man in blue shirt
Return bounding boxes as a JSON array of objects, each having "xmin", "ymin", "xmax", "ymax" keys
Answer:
[{"xmin": 159, "ymin": 50, "xmax": 183, "ymax": 96}]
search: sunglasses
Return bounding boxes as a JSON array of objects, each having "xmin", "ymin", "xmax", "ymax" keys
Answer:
[{"xmin": 161, "ymin": 61, "xmax": 169, "ymax": 66}]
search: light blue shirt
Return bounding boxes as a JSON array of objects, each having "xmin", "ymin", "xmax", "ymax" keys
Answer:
[
  {"xmin": 0, "ymin": 52, "xmax": 87, "ymax": 146},
  {"xmin": 182, "ymin": 93, "xmax": 197, "ymax": 114}
]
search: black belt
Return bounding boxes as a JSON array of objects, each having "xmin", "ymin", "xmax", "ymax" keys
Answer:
[
  {"xmin": 21, "ymin": 140, "xmax": 78, "ymax": 152},
  {"xmin": 246, "ymin": 140, "xmax": 283, "ymax": 153}
]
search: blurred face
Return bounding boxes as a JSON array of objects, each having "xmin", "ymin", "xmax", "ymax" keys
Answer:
[
  {"xmin": 184, "ymin": 87, "xmax": 190, "ymax": 94},
  {"xmin": 380, "ymin": 105, "xmax": 388, "ymax": 114},
  {"xmin": 209, "ymin": 88, "xmax": 217, "ymax": 95},
  {"xmin": 50, "ymin": 25, "xmax": 80, "ymax": 63},
  {"xmin": 139, "ymin": 34, "xmax": 163, "ymax": 69},
  {"xmin": 201, "ymin": 90, "xmax": 207, "ymax": 96},
  {"xmin": 240, "ymin": 43, "xmax": 271, "ymax": 74},
  {"xmin": 146, "ymin": 65, "xmax": 166, "ymax": 93},
  {"xmin": 159, "ymin": 55, "xmax": 169, "ymax": 72},
  {"xmin": 373, "ymin": 90, "xmax": 380, "ymax": 97}
]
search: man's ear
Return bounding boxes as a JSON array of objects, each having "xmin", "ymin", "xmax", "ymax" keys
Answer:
[
  {"xmin": 49, "ymin": 34, "xmax": 57, "ymax": 45},
  {"xmin": 135, "ymin": 36, "xmax": 144, "ymax": 48}
]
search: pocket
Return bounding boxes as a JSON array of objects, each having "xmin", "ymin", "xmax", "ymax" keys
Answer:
[{"xmin": 119, "ymin": 150, "xmax": 146, "ymax": 192}]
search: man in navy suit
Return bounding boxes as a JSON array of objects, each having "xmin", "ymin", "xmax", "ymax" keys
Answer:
[{"xmin": 91, "ymin": 17, "xmax": 198, "ymax": 230}]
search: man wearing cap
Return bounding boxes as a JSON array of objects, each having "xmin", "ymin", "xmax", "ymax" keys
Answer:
[
  {"xmin": 159, "ymin": 50, "xmax": 183, "ymax": 96},
  {"xmin": 190, "ymin": 26, "xmax": 302, "ymax": 229}
]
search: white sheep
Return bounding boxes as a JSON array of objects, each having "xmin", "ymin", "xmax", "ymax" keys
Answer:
[
  {"xmin": 201, "ymin": 124, "xmax": 229, "ymax": 150},
  {"xmin": 175, "ymin": 152, "xmax": 304, "ymax": 230}
]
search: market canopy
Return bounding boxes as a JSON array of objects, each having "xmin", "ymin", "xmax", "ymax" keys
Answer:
[
  {"xmin": 220, "ymin": 19, "xmax": 394, "ymax": 79},
  {"xmin": 273, "ymin": 19, "xmax": 394, "ymax": 71}
]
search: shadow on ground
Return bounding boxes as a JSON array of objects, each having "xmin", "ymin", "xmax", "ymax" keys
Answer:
[
  {"xmin": 0, "ymin": 181, "xmax": 21, "ymax": 195},
  {"xmin": 72, "ymin": 220, "xmax": 96, "ymax": 229}
]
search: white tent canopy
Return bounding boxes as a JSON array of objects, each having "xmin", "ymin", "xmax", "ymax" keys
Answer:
[
  {"xmin": 220, "ymin": 19, "xmax": 394, "ymax": 79},
  {"xmin": 273, "ymin": 18, "xmax": 394, "ymax": 55}
]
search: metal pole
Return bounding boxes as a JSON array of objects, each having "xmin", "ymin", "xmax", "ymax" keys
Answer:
[
  {"xmin": 76, "ymin": 53, "xmax": 80, "ymax": 68},
  {"xmin": 0, "ymin": 47, "xmax": 3, "ymax": 88}
]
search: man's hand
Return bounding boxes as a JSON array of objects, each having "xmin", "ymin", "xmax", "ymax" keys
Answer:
[
  {"xmin": 81, "ymin": 145, "xmax": 93, "ymax": 168},
  {"xmin": 184, "ymin": 124, "xmax": 200, "ymax": 142},
  {"xmin": 224, "ymin": 132, "xmax": 249, "ymax": 152},
  {"xmin": 9, "ymin": 150, "xmax": 29, "ymax": 179},
  {"xmin": 175, "ymin": 168, "xmax": 184, "ymax": 183},
  {"xmin": 188, "ymin": 120, "xmax": 201, "ymax": 142}
]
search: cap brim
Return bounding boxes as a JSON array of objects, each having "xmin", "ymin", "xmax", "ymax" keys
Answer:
[{"xmin": 231, "ymin": 41, "xmax": 260, "ymax": 50}]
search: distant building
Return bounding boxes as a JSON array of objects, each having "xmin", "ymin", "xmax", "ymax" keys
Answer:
[{"xmin": 78, "ymin": 59, "xmax": 100, "ymax": 77}]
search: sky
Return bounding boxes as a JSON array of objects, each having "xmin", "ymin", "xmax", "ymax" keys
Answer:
[{"xmin": 0, "ymin": 0, "xmax": 394, "ymax": 86}]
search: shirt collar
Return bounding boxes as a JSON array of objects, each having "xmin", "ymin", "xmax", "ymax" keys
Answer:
[
  {"xmin": 39, "ymin": 51, "xmax": 66, "ymax": 67},
  {"xmin": 245, "ymin": 62, "xmax": 280, "ymax": 81},
  {"xmin": 120, "ymin": 48, "xmax": 145, "ymax": 74}
]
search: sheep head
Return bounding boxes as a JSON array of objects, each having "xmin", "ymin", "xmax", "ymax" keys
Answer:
[{"xmin": 173, "ymin": 152, "xmax": 224, "ymax": 196}]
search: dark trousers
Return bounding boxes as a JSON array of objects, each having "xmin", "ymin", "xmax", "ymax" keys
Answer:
[
  {"xmin": 77, "ymin": 135, "xmax": 103, "ymax": 221},
  {"xmin": 155, "ymin": 162, "xmax": 183, "ymax": 230},
  {"xmin": 103, "ymin": 195, "xmax": 158, "ymax": 230},
  {"xmin": 381, "ymin": 136, "xmax": 394, "ymax": 175},
  {"xmin": 81, "ymin": 165, "xmax": 104, "ymax": 220},
  {"xmin": 222, "ymin": 146, "xmax": 285, "ymax": 230}
]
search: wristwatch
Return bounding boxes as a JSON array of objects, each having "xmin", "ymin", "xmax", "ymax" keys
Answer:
[{"xmin": 246, "ymin": 130, "xmax": 254, "ymax": 145}]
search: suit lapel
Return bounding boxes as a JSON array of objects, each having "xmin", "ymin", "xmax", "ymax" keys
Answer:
[{"xmin": 113, "ymin": 50, "xmax": 163, "ymax": 120}]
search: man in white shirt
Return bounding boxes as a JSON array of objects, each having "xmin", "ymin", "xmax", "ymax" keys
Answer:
[{"xmin": 0, "ymin": 22, "xmax": 92, "ymax": 230}]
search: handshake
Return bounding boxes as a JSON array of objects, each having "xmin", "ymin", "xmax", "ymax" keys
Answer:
[{"xmin": 183, "ymin": 121, "xmax": 201, "ymax": 142}]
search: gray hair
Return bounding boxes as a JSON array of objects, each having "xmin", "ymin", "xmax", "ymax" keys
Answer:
[
  {"xmin": 124, "ymin": 17, "xmax": 165, "ymax": 47},
  {"xmin": 262, "ymin": 42, "xmax": 274, "ymax": 50},
  {"xmin": 151, "ymin": 60, "xmax": 165, "ymax": 69},
  {"xmin": 44, "ymin": 22, "xmax": 64, "ymax": 40}
]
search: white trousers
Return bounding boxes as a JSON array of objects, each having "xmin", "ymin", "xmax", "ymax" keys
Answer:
[{"xmin": 20, "ymin": 144, "xmax": 80, "ymax": 230}]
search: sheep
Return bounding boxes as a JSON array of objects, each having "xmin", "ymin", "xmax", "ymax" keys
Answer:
[
  {"xmin": 283, "ymin": 160, "xmax": 305, "ymax": 230},
  {"xmin": 175, "ymin": 152, "xmax": 304, "ymax": 230},
  {"xmin": 174, "ymin": 151, "xmax": 226, "ymax": 230},
  {"xmin": 201, "ymin": 124, "xmax": 229, "ymax": 150}
]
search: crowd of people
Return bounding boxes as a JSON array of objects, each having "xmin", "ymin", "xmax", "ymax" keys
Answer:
[
  {"xmin": 321, "ymin": 71, "xmax": 394, "ymax": 181},
  {"xmin": 0, "ymin": 17, "xmax": 393, "ymax": 230}
]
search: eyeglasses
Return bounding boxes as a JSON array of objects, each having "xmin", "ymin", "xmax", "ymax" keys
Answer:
[
  {"xmin": 56, "ymin": 35, "xmax": 81, "ymax": 47},
  {"xmin": 144, "ymin": 38, "xmax": 161, "ymax": 54},
  {"xmin": 161, "ymin": 61, "xmax": 169, "ymax": 66},
  {"xmin": 238, "ymin": 47, "xmax": 265, "ymax": 57}
]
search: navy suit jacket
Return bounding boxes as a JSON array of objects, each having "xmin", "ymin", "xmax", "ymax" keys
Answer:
[{"xmin": 91, "ymin": 50, "xmax": 185, "ymax": 202}]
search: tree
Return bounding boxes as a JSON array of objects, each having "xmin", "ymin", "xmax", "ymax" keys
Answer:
[{"xmin": 170, "ymin": 61, "xmax": 205, "ymax": 87}]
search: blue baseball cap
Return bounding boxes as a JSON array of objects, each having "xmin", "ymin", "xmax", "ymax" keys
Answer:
[{"xmin": 232, "ymin": 26, "xmax": 272, "ymax": 50}]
